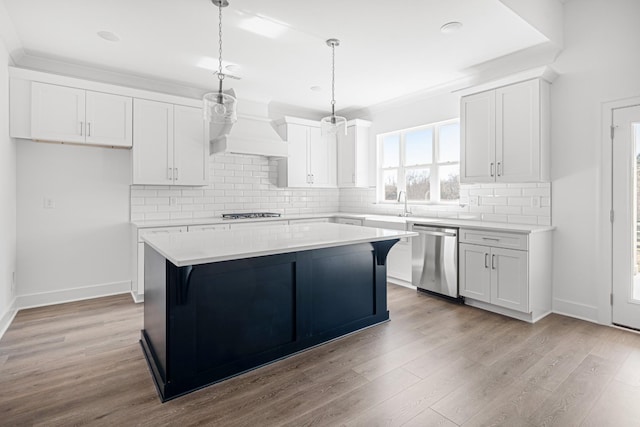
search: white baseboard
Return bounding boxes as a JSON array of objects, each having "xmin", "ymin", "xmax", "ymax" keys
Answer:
[
  {"xmin": 130, "ymin": 291, "xmax": 144, "ymax": 304},
  {"xmin": 387, "ymin": 277, "xmax": 415, "ymax": 290},
  {"xmin": 0, "ymin": 297, "xmax": 18, "ymax": 340},
  {"xmin": 15, "ymin": 280, "xmax": 132, "ymax": 311},
  {"xmin": 552, "ymin": 297, "xmax": 600, "ymax": 324}
]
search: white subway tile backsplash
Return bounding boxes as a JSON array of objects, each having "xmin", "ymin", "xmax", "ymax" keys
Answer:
[{"xmin": 131, "ymin": 154, "xmax": 549, "ymax": 226}]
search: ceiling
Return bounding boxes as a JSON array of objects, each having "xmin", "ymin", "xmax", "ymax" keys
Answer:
[{"xmin": 2, "ymin": 0, "xmax": 551, "ymax": 113}]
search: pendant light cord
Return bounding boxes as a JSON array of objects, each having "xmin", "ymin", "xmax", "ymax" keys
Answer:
[
  {"xmin": 218, "ymin": 2, "xmax": 225, "ymax": 92},
  {"xmin": 330, "ymin": 42, "xmax": 336, "ymax": 117}
]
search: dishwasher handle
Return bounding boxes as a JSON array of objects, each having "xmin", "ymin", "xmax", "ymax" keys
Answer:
[{"xmin": 412, "ymin": 225, "xmax": 457, "ymax": 237}]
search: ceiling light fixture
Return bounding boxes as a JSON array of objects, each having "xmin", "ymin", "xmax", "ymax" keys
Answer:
[
  {"xmin": 440, "ymin": 21, "xmax": 463, "ymax": 34},
  {"xmin": 320, "ymin": 38, "xmax": 347, "ymax": 136},
  {"xmin": 97, "ymin": 31, "xmax": 120, "ymax": 42},
  {"xmin": 203, "ymin": 0, "xmax": 237, "ymax": 124}
]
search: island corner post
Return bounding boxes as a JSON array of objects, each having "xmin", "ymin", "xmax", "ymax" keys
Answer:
[{"xmin": 140, "ymin": 238, "xmax": 399, "ymax": 401}]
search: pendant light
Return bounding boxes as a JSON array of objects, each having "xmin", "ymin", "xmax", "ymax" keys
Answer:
[
  {"xmin": 320, "ymin": 38, "xmax": 347, "ymax": 136},
  {"xmin": 203, "ymin": 0, "xmax": 237, "ymax": 124}
]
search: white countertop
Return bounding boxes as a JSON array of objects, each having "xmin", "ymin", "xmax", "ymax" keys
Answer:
[
  {"xmin": 132, "ymin": 212, "xmax": 553, "ymax": 234},
  {"xmin": 142, "ymin": 222, "xmax": 418, "ymax": 267}
]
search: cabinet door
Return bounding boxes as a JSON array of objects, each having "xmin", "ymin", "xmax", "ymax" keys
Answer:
[
  {"xmin": 387, "ymin": 240, "xmax": 412, "ymax": 283},
  {"xmin": 309, "ymin": 126, "xmax": 336, "ymax": 187},
  {"xmin": 460, "ymin": 90, "xmax": 495, "ymax": 183},
  {"xmin": 285, "ymin": 124, "xmax": 311, "ymax": 187},
  {"xmin": 31, "ymin": 82, "xmax": 86, "ymax": 143},
  {"xmin": 133, "ymin": 99, "xmax": 174, "ymax": 185},
  {"xmin": 85, "ymin": 91, "xmax": 133, "ymax": 147},
  {"xmin": 174, "ymin": 105, "xmax": 208, "ymax": 186},
  {"xmin": 459, "ymin": 243, "xmax": 491, "ymax": 302},
  {"xmin": 490, "ymin": 247, "xmax": 529, "ymax": 312},
  {"xmin": 496, "ymin": 80, "xmax": 540, "ymax": 182},
  {"xmin": 337, "ymin": 125, "xmax": 356, "ymax": 187}
]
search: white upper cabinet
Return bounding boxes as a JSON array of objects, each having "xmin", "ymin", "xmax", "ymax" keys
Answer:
[
  {"xmin": 337, "ymin": 119, "xmax": 371, "ymax": 188},
  {"xmin": 31, "ymin": 81, "xmax": 132, "ymax": 147},
  {"xmin": 133, "ymin": 99, "xmax": 208, "ymax": 186},
  {"xmin": 277, "ymin": 117, "xmax": 336, "ymax": 188},
  {"xmin": 460, "ymin": 79, "xmax": 549, "ymax": 183}
]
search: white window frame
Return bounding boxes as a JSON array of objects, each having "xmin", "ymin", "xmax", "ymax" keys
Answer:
[{"xmin": 377, "ymin": 118, "xmax": 460, "ymax": 205}]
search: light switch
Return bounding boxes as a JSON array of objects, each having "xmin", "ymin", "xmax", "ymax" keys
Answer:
[{"xmin": 43, "ymin": 197, "xmax": 55, "ymax": 209}]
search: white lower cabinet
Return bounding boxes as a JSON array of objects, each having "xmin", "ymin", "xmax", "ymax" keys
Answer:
[
  {"xmin": 331, "ymin": 217, "xmax": 363, "ymax": 226},
  {"xmin": 459, "ymin": 228, "xmax": 552, "ymax": 322},
  {"xmin": 134, "ymin": 226, "xmax": 187, "ymax": 300},
  {"xmin": 288, "ymin": 218, "xmax": 330, "ymax": 224},
  {"xmin": 230, "ymin": 220, "xmax": 288, "ymax": 230},
  {"xmin": 188, "ymin": 224, "xmax": 230, "ymax": 232},
  {"xmin": 363, "ymin": 218, "xmax": 411, "ymax": 285}
]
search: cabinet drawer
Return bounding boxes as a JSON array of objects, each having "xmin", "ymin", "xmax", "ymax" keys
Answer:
[
  {"xmin": 188, "ymin": 224, "xmax": 230, "ymax": 232},
  {"xmin": 289, "ymin": 218, "xmax": 330, "ymax": 224},
  {"xmin": 137, "ymin": 226, "xmax": 187, "ymax": 242},
  {"xmin": 459, "ymin": 229, "xmax": 528, "ymax": 250},
  {"xmin": 332, "ymin": 217, "xmax": 363, "ymax": 226},
  {"xmin": 230, "ymin": 220, "xmax": 288, "ymax": 230}
]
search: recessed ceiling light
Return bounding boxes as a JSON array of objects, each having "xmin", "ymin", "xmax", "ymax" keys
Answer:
[
  {"xmin": 97, "ymin": 31, "xmax": 120, "ymax": 42},
  {"xmin": 225, "ymin": 64, "xmax": 241, "ymax": 73},
  {"xmin": 310, "ymin": 86, "xmax": 323, "ymax": 92},
  {"xmin": 440, "ymin": 22, "xmax": 463, "ymax": 34}
]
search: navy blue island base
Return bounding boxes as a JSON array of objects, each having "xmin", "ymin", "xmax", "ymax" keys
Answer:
[{"xmin": 140, "ymin": 239, "xmax": 399, "ymax": 401}]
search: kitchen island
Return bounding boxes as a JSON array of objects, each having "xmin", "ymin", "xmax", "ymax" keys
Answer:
[{"xmin": 140, "ymin": 222, "xmax": 417, "ymax": 401}]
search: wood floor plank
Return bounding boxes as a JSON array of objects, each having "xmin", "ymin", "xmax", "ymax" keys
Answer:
[
  {"xmin": 1, "ymin": 286, "xmax": 640, "ymax": 426},
  {"xmin": 527, "ymin": 354, "xmax": 617, "ymax": 427}
]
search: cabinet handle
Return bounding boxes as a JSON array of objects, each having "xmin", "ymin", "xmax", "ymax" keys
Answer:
[
  {"xmin": 482, "ymin": 237, "xmax": 500, "ymax": 242},
  {"xmin": 491, "ymin": 254, "xmax": 496, "ymax": 270},
  {"xmin": 87, "ymin": 122, "xmax": 91, "ymax": 137},
  {"xmin": 175, "ymin": 168, "xmax": 178, "ymax": 180},
  {"xmin": 79, "ymin": 121, "xmax": 84, "ymax": 136},
  {"xmin": 497, "ymin": 162, "xmax": 502, "ymax": 177},
  {"xmin": 352, "ymin": 173, "xmax": 355, "ymax": 183},
  {"xmin": 484, "ymin": 253, "xmax": 489, "ymax": 268},
  {"xmin": 311, "ymin": 174, "xmax": 314, "ymax": 184},
  {"xmin": 490, "ymin": 162, "xmax": 495, "ymax": 177},
  {"xmin": 168, "ymin": 168, "xmax": 173, "ymax": 180}
]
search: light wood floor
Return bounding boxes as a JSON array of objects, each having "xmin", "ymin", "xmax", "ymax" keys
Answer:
[{"xmin": 2, "ymin": 284, "xmax": 640, "ymax": 426}]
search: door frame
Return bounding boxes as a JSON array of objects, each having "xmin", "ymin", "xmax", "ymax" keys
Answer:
[{"xmin": 600, "ymin": 96, "xmax": 640, "ymax": 326}]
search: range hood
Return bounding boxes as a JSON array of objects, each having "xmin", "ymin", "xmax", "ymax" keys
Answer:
[{"xmin": 209, "ymin": 114, "xmax": 288, "ymax": 158}]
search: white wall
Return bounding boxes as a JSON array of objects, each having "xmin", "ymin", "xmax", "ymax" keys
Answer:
[
  {"xmin": 551, "ymin": 0, "xmax": 640, "ymax": 322},
  {"xmin": 16, "ymin": 141, "xmax": 132, "ymax": 307},
  {"xmin": 0, "ymin": 31, "xmax": 17, "ymax": 332}
]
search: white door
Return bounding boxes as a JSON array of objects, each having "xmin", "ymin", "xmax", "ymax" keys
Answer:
[
  {"xmin": 31, "ymin": 82, "xmax": 86, "ymax": 143},
  {"xmin": 174, "ymin": 105, "xmax": 208, "ymax": 186},
  {"xmin": 612, "ymin": 104, "xmax": 640, "ymax": 329},
  {"xmin": 460, "ymin": 90, "xmax": 496, "ymax": 183},
  {"xmin": 85, "ymin": 91, "xmax": 133, "ymax": 147},
  {"xmin": 459, "ymin": 243, "xmax": 491, "ymax": 302},
  {"xmin": 132, "ymin": 99, "xmax": 174, "ymax": 185},
  {"xmin": 495, "ymin": 79, "xmax": 540, "ymax": 182}
]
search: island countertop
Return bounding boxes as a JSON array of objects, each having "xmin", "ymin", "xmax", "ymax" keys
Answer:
[{"xmin": 142, "ymin": 222, "xmax": 418, "ymax": 267}]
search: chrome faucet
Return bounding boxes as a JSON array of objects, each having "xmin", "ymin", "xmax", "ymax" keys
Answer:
[{"xmin": 397, "ymin": 190, "xmax": 411, "ymax": 217}]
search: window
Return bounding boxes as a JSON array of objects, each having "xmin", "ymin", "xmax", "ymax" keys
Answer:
[{"xmin": 378, "ymin": 119, "xmax": 460, "ymax": 204}]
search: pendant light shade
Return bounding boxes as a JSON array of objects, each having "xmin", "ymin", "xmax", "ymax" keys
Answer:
[
  {"xmin": 320, "ymin": 38, "xmax": 347, "ymax": 136},
  {"xmin": 203, "ymin": 0, "xmax": 237, "ymax": 124}
]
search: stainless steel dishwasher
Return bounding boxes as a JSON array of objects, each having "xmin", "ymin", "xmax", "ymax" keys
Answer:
[{"xmin": 411, "ymin": 223, "xmax": 462, "ymax": 301}]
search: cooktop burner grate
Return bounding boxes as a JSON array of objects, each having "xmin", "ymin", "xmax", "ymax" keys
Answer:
[{"xmin": 222, "ymin": 212, "xmax": 282, "ymax": 220}]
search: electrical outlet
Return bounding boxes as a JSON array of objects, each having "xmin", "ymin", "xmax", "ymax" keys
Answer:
[
  {"xmin": 43, "ymin": 197, "xmax": 55, "ymax": 209},
  {"xmin": 469, "ymin": 195, "xmax": 479, "ymax": 206},
  {"xmin": 532, "ymin": 196, "xmax": 541, "ymax": 208}
]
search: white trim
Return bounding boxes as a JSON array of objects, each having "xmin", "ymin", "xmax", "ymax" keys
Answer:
[
  {"xmin": 0, "ymin": 298, "xmax": 18, "ymax": 340},
  {"xmin": 600, "ymin": 96, "xmax": 640, "ymax": 326},
  {"xmin": 552, "ymin": 297, "xmax": 599, "ymax": 324},
  {"xmin": 453, "ymin": 66, "xmax": 559, "ymax": 97},
  {"xmin": 130, "ymin": 291, "xmax": 144, "ymax": 304},
  {"xmin": 464, "ymin": 298, "xmax": 551, "ymax": 323},
  {"xmin": 15, "ymin": 280, "xmax": 132, "ymax": 311},
  {"xmin": 387, "ymin": 278, "xmax": 415, "ymax": 290}
]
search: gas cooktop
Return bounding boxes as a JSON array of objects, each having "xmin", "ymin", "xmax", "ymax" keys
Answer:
[{"xmin": 222, "ymin": 212, "xmax": 282, "ymax": 220}]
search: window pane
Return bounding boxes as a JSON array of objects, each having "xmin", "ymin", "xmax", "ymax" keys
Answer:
[
  {"xmin": 382, "ymin": 135, "xmax": 400, "ymax": 168},
  {"xmin": 405, "ymin": 128, "xmax": 432, "ymax": 166},
  {"xmin": 440, "ymin": 164, "xmax": 460, "ymax": 201},
  {"xmin": 406, "ymin": 168, "xmax": 430, "ymax": 201},
  {"xmin": 383, "ymin": 169, "xmax": 398, "ymax": 201},
  {"xmin": 439, "ymin": 123, "xmax": 460, "ymax": 163}
]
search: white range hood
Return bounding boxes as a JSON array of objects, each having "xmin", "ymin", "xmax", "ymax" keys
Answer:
[{"xmin": 209, "ymin": 114, "xmax": 288, "ymax": 158}]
